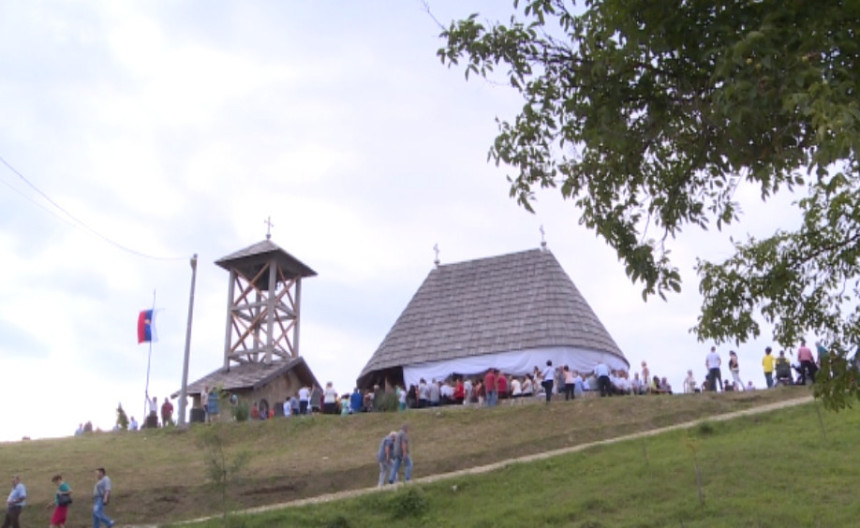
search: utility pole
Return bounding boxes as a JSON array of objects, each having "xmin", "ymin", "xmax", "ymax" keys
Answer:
[{"xmin": 178, "ymin": 253, "xmax": 198, "ymax": 427}]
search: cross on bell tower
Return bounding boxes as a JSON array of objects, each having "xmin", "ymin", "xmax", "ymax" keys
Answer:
[{"xmin": 215, "ymin": 239, "xmax": 317, "ymax": 368}]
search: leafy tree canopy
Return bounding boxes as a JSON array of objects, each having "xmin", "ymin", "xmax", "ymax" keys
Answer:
[{"xmin": 438, "ymin": 0, "xmax": 860, "ymax": 407}]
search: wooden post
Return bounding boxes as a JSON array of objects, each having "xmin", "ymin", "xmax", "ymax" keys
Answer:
[
  {"xmin": 178, "ymin": 254, "xmax": 198, "ymax": 427},
  {"xmin": 293, "ymin": 277, "xmax": 302, "ymax": 358},
  {"xmin": 265, "ymin": 257, "xmax": 277, "ymax": 364},
  {"xmin": 223, "ymin": 269, "xmax": 236, "ymax": 369}
]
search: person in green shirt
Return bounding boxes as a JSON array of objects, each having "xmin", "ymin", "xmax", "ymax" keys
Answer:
[
  {"xmin": 48, "ymin": 474, "xmax": 71, "ymax": 528},
  {"xmin": 762, "ymin": 347, "xmax": 775, "ymax": 388}
]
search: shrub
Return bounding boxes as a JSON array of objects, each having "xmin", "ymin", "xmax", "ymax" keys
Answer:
[
  {"xmin": 232, "ymin": 401, "xmax": 250, "ymax": 422},
  {"xmin": 116, "ymin": 403, "xmax": 129, "ymax": 431},
  {"xmin": 375, "ymin": 391, "xmax": 399, "ymax": 412},
  {"xmin": 326, "ymin": 515, "xmax": 352, "ymax": 528},
  {"xmin": 389, "ymin": 487, "xmax": 429, "ymax": 519}
]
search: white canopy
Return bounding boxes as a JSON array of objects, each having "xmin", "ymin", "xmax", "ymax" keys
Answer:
[{"xmin": 402, "ymin": 346, "xmax": 629, "ymax": 387}]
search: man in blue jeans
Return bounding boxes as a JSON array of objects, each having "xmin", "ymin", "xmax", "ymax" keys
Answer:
[
  {"xmin": 93, "ymin": 467, "xmax": 114, "ymax": 528},
  {"xmin": 388, "ymin": 424, "xmax": 412, "ymax": 484}
]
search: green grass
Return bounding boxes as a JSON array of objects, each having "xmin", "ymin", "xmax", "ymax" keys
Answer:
[
  {"xmin": 181, "ymin": 400, "xmax": 860, "ymax": 528},
  {"xmin": 0, "ymin": 388, "xmax": 819, "ymax": 527}
]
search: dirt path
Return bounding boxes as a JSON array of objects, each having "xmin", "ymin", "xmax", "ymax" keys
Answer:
[{"xmin": 135, "ymin": 394, "xmax": 813, "ymax": 527}]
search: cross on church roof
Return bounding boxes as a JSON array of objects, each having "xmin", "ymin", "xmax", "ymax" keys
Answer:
[{"xmin": 264, "ymin": 216, "xmax": 274, "ymax": 240}]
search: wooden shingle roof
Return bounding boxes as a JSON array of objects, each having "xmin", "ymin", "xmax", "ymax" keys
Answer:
[
  {"xmin": 358, "ymin": 249, "xmax": 626, "ymax": 380},
  {"xmin": 173, "ymin": 356, "xmax": 321, "ymax": 398},
  {"xmin": 215, "ymin": 239, "xmax": 317, "ymax": 281}
]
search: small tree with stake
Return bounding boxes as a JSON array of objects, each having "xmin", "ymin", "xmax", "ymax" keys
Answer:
[
  {"xmin": 116, "ymin": 403, "xmax": 129, "ymax": 431},
  {"xmin": 197, "ymin": 424, "xmax": 251, "ymax": 526}
]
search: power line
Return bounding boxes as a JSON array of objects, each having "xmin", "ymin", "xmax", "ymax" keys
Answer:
[{"xmin": 0, "ymin": 154, "xmax": 187, "ymax": 261}]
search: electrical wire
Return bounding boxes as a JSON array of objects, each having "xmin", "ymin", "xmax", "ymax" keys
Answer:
[{"xmin": 0, "ymin": 154, "xmax": 187, "ymax": 261}]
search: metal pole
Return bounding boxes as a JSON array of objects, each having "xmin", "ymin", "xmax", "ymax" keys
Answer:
[
  {"xmin": 143, "ymin": 289, "xmax": 156, "ymax": 422},
  {"xmin": 178, "ymin": 254, "xmax": 198, "ymax": 427}
]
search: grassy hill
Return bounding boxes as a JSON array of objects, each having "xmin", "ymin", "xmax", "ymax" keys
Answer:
[{"xmin": 0, "ymin": 388, "xmax": 828, "ymax": 527}]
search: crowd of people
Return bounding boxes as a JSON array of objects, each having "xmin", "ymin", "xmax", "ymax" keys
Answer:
[
  {"xmin": 684, "ymin": 339, "xmax": 828, "ymax": 394},
  {"xmin": 269, "ymin": 359, "xmax": 682, "ymax": 420},
  {"xmin": 2, "ymin": 468, "xmax": 114, "ymax": 528}
]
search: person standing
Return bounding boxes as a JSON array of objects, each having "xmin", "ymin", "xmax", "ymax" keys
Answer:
[
  {"xmin": 323, "ymin": 382, "xmax": 338, "ymax": 415},
  {"xmin": 298, "ymin": 385, "xmax": 310, "ymax": 415},
  {"xmin": 92, "ymin": 468, "xmax": 114, "ymax": 528},
  {"xmin": 705, "ymin": 347, "xmax": 722, "ymax": 392},
  {"xmin": 594, "ymin": 360, "xmax": 612, "ymax": 397},
  {"xmin": 2, "ymin": 475, "xmax": 26, "ymax": 528},
  {"xmin": 377, "ymin": 431, "xmax": 397, "ymax": 487},
  {"xmin": 48, "ymin": 474, "xmax": 71, "ymax": 528},
  {"xmin": 483, "ymin": 369, "xmax": 497, "ymax": 408},
  {"xmin": 797, "ymin": 340, "xmax": 817, "ymax": 384},
  {"xmin": 728, "ymin": 351, "xmax": 744, "ymax": 391},
  {"xmin": 762, "ymin": 347, "xmax": 775, "ymax": 388},
  {"xmin": 160, "ymin": 397, "xmax": 174, "ymax": 427},
  {"xmin": 201, "ymin": 385, "xmax": 210, "ymax": 423},
  {"xmin": 389, "ymin": 424, "xmax": 413, "ymax": 484},
  {"xmin": 541, "ymin": 360, "xmax": 555, "ymax": 403}
]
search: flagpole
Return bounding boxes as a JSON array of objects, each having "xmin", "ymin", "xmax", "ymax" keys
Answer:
[
  {"xmin": 143, "ymin": 289, "xmax": 156, "ymax": 423},
  {"xmin": 178, "ymin": 254, "xmax": 198, "ymax": 427}
]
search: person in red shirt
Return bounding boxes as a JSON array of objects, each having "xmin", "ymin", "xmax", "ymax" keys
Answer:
[
  {"xmin": 496, "ymin": 371, "xmax": 508, "ymax": 402},
  {"xmin": 160, "ymin": 397, "xmax": 174, "ymax": 427},
  {"xmin": 484, "ymin": 368, "xmax": 497, "ymax": 407},
  {"xmin": 453, "ymin": 378, "xmax": 465, "ymax": 404}
]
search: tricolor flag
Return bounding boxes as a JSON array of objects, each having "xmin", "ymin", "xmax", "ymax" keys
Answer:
[{"xmin": 137, "ymin": 309, "xmax": 157, "ymax": 343}]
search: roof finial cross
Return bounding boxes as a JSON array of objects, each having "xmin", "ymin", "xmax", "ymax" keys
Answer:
[
  {"xmin": 433, "ymin": 243, "xmax": 440, "ymax": 267},
  {"xmin": 540, "ymin": 225, "xmax": 547, "ymax": 251},
  {"xmin": 264, "ymin": 216, "xmax": 274, "ymax": 240}
]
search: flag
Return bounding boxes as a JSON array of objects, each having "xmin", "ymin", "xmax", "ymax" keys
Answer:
[{"xmin": 137, "ymin": 309, "xmax": 157, "ymax": 343}]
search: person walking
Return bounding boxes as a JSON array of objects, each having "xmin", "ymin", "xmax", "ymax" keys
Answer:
[
  {"xmin": 377, "ymin": 431, "xmax": 397, "ymax": 487},
  {"xmin": 92, "ymin": 468, "xmax": 114, "ymax": 528},
  {"xmin": 2, "ymin": 475, "xmax": 26, "ymax": 528},
  {"xmin": 762, "ymin": 347, "xmax": 775, "ymax": 388},
  {"xmin": 705, "ymin": 346, "xmax": 722, "ymax": 392},
  {"xmin": 728, "ymin": 351, "xmax": 744, "ymax": 391},
  {"xmin": 47, "ymin": 474, "xmax": 71, "ymax": 528},
  {"xmin": 388, "ymin": 424, "xmax": 413, "ymax": 484}
]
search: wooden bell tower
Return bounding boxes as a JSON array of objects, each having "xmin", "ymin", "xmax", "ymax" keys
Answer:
[{"xmin": 215, "ymin": 237, "xmax": 316, "ymax": 368}]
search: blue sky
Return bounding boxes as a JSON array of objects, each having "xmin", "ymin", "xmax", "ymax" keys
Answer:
[{"xmin": 0, "ymin": 1, "xmax": 803, "ymax": 442}]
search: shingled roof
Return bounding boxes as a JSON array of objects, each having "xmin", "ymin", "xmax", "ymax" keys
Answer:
[
  {"xmin": 173, "ymin": 356, "xmax": 321, "ymax": 398},
  {"xmin": 215, "ymin": 239, "xmax": 317, "ymax": 282},
  {"xmin": 358, "ymin": 248, "xmax": 626, "ymax": 383}
]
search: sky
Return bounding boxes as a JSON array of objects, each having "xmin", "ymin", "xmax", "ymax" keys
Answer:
[{"xmin": 0, "ymin": 1, "xmax": 806, "ymax": 442}]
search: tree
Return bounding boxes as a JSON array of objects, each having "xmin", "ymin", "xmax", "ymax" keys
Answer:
[
  {"xmin": 197, "ymin": 425, "xmax": 251, "ymax": 526},
  {"xmin": 116, "ymin": 403, "xmax": 129, "ymax": 431},
  {"xmin": 438, "ymin": 0, "xmax": 860, "ymax": 408}
]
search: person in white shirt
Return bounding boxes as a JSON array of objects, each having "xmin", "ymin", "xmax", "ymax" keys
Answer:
[
  {"xmin": 705, "ymin": 347, "xmax": 722, "ymax": 392},
  {"xmin": 683, "ymin": 370, "xmax": 698, "ymax": 394},
  {"xmin": 298, "ymin": 386, "xmax": 311, "ymax": 415},
  {"xmin": 593, "ymin": 361, "xmax": 612, "ymax": 397},
  {"xmin": 540, "ymin": 361, "xmax": 555, "ymax": 403},
  {"xmin": 4, "ymin": 475, "xmax": 26, "ymax": 528},
  {"xmin": 510, "ymin": 377, "xmax": 523, "ymax": 404}
]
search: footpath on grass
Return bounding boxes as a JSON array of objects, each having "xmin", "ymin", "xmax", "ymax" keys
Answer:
[{"xmin": 132, "ymin": 394, "xmax": 812, "ymax": 528}]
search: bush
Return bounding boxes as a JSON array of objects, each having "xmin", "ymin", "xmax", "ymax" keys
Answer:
[
  {"xmin": 116, "ymin": 403, "xmax": 129, "ymax": 431},
  {"xmin": 375, "ymin": 391, "xmax": 399, "ymax": 412},
  {"xmin": 232, "ymin": 401, "xmax": 250, "ymax": 422},
  {"xmin": 697, "ymin": 421, "xmax": 716, "ymax": 436},
  {"xmin": 389, "ymin": 487, "xmax": 428, "ymax": 519},
  {"xmin": 326, "ymin": 515, "xmax": 352, "ymax": 528}
]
